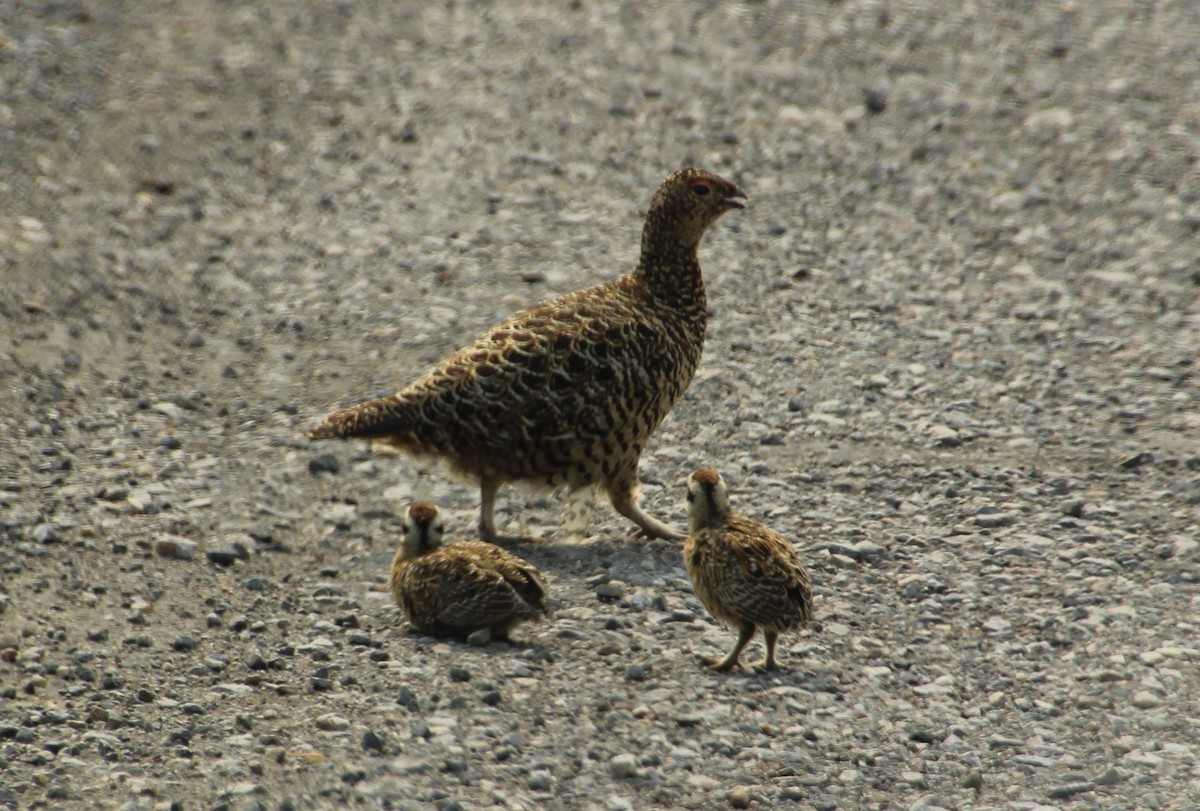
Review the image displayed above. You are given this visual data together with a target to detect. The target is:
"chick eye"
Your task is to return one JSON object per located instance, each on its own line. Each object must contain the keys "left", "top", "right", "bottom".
{"left": 690, "top": 183, "right": 711, "bottom": 196}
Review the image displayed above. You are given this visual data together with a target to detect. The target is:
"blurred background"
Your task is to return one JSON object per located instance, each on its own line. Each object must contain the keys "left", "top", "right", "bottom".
{"left": 4, "top": 1, "right": 1196, "bottom": 332}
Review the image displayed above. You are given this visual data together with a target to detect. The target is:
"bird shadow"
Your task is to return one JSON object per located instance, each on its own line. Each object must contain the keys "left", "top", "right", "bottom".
{"left": 399, "top": 627, "right": 557, "bottom": 663}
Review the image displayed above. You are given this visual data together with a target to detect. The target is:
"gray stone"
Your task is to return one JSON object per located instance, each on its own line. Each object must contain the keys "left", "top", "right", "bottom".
{"left": 154, "top": 535, "right": 197, "bottom": 560}
{"left": 308, "top": 453, "right": 340, "bottom": 475}
{"left": 1047, "top": 782, "right": 1095, "bottom": 799}
{"left": 609, "top": 753, "right": 638, "bottom": 779}
{"left": 595, "top": 582, "right": 626, "bottom": 600}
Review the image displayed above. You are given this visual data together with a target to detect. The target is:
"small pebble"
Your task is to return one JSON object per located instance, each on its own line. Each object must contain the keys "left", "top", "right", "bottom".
{"left": 243, "top": 577, "right": 270, "bottom": 592}
{"left": 206, "top": 548, "right": 242, "bottom": 566}
{"left": 595, "top": 582, "right": 625, "bottom": 600}
{"left": 1131, "top": 691, "right": 1163, "bottom": 709}
{"left": 1047, "top": 782, "right": 1095, "bottom": 799}
{"left": 361, "top": 729, "right": 384, "bottom": 752}
{"left": 862, "top": 86, "right": 888, "bottom": 114}
{"left": 609, "top": 753, "right": 638, "bottom": 779}
{"left": 974, "top": 512, "right": 1017, "bottom": 529}
{"left": 909, "top": 729, "right": 944, "bottom": 744}
{"left": 308, "top": 453, "right": 340, "bottom": 475}
{"left": 154, "top": 536, "right": 197, "bottom": 560}
{"left": 33, "top": 524, "right": 61, "bottom": 543}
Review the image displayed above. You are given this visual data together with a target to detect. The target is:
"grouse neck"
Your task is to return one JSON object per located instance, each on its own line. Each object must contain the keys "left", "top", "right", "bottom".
{"left": 636, "top": 237, "right": 706, "bottom": 308}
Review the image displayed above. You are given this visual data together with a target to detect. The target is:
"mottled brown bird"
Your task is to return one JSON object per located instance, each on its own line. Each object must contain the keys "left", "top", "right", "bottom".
{"left": 389, "top": 502, "right": 550, "bottom": 642}
{"left": 308, "top": 168, "right": 746, "bottom": 542}
{"left": 683, "top": 469, "right": 813, "bottom": 671}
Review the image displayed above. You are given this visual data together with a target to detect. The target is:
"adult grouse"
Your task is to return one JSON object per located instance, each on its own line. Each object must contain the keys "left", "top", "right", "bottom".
{"left": 308, "top": 169, "right": 746, "bottom": 542}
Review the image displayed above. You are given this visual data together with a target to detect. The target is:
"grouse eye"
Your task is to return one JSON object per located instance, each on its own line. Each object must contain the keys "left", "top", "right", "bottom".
{"left": 690, "top": 183, "right": 711, "bottom": 196}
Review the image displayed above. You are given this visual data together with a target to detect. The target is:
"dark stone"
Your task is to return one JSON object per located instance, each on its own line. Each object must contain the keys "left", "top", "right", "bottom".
{"left": 361, "top": 729, "right": 385, "bottom": 752}
{"left": 863, "top": 86, "right": 888, "bottom": 114}
{"left": 206, "top": 548, "right": 241, "bottom": 566}
{"left": 396, "top": 686, "right": 420, "bottom": 712}
{"left": 909, "top": 729, "right": 945, "bottom": 744}
{"left": 308, "top": 453, "right": 340, "bottom": 475}
{"left": 1119, "top": 451, "right": 1155, "bottom": 469}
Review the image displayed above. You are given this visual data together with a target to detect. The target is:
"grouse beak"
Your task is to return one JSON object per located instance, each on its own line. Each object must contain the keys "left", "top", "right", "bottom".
{"left": 722, "top": 187, "right": 748, "bottom": 210}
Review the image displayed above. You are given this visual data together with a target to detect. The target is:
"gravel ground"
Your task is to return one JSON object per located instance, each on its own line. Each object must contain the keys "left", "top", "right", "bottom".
{"left": 3, "top": 2, "right": 1199, "bottom": 810}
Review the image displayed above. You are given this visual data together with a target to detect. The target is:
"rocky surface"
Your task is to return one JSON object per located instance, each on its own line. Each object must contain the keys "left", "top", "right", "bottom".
{"left": 2, "top": 2, "right": 1199, "bottom": 809}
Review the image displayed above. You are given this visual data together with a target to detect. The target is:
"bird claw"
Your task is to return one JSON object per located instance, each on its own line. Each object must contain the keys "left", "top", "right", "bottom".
{"left": 699, "top": 654, "right": 741, "bottom": 672}
{"left": 629, "top": 526, "right": 685, "bottom": 542}
{"left": 487, "top": 533, "right": 548, "bottom": 547}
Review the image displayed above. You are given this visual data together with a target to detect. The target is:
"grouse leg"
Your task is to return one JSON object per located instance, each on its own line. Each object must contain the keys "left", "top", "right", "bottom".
{"left": 478, "top": 475, "right": 544, "bottom": 545}
{"left": 611, "top": 488, "right": 684, "bottom": 540}
{"left": 479, "top": 476, "right": 501, "bottom": 543}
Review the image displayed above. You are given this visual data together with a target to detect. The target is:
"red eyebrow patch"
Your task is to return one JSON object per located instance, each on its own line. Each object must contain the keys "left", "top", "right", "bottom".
{"left": 692, "top": 469, "right": 721, "bottom": 486}
{"left": 408, "top": 502, "right": 439, "bottom": 523}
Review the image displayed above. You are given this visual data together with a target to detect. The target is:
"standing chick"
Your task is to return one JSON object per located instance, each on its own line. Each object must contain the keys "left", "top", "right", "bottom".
{"left": 308, "top": 168, "right": 747, "bottom": 542}
{"left": 390, "top": 502, "right": 550, "bottom": 643}
{"left": 683, "top": 469, "right": 813, "bottom": 671}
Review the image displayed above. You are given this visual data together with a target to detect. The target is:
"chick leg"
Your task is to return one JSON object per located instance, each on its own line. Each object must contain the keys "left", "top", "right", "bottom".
{"left": 711, "top": 623, "right": 756, "bottom": 672}
{"left": 754, "top": 630, "right": 783, "bottom": 671}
